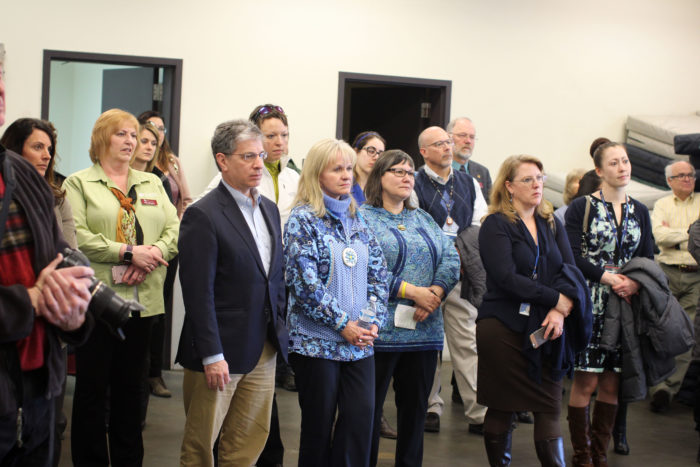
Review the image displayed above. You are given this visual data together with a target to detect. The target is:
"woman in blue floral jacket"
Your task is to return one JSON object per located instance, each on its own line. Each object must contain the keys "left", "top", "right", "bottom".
{"left": 284, "top": 138, "right": 389, "bottom": 467}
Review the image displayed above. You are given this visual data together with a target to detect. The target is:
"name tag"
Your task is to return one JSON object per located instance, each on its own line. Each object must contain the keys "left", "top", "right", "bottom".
{"left": 519, "top": 303, "right": 531, "bottom": 316}
{"left": 141, "top": 199, "right": 158, "bottom": 206}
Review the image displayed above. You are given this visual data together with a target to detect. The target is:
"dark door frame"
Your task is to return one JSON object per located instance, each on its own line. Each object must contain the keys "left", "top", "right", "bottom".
{"left": 335, "top": 71, "right": 452, "bottom": 140}
{"left": 41, "top": 50, "right": 183, "bottom": 154}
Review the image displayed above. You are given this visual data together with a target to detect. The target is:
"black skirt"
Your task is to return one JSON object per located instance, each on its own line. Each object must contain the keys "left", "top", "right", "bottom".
{"left": 476, "top": 318, "right": 562, "bottom": 413}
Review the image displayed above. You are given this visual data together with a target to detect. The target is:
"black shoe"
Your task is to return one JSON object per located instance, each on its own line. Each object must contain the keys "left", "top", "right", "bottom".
{"left": 380, "top": 415, "right": 398, "bottom": 439}
{"left": 469, "top": 423, "right": 484, "bottom": 436}
{"left": 516, "top": 411, "right": 533, "bottom": 424}
{"left": 425, "top": 412, "right": 440, "bottom": 433}
{"left": 650, "top": 389, "right": 671, "bottom": 413}
{"left": 281, "top": 373, "right": 297, "bottom": 392}
{"left": 613, "top": 429, "right": 630, "bottom": 455}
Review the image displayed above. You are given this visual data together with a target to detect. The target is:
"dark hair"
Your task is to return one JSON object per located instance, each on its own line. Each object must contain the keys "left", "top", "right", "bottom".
{"left": 0, "top": 118, "right": 64, "bottom": 203}
{"left": 351, "top": 131, "right": 386, "bottom": 150}
{"left": 592, "top": 141, "right": 624, "bottom": 169}
{"left": 137, "top": 110, "right": 174, "bottom": 169}
{"left": 363, "top": 150, "right": 416, "bottom": 210}
{"left": 575, "top": 170, "right": 602, "bottom": 198}
{"left": 248, "top": 104, "right": 288, "bottom": 128}
{"left": 589, "top": 137, "right": 611, "bottom": 159}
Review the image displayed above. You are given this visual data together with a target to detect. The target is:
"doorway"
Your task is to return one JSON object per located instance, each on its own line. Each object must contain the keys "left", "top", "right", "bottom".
{"left": 41, "top": 50, "right": 182, "bottom": 177}
{"left": 336, "top": 72, "right": 451, "bottom": 167}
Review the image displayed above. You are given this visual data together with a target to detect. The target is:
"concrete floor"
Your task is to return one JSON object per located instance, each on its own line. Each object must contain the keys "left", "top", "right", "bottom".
{"left": 59, "top": 362, "right": 698, "bottom": 466}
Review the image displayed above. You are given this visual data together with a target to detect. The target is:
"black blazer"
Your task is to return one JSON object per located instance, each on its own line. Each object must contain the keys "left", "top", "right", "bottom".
{"left": 175, "top": 182, "right": 288, "bottom": 374}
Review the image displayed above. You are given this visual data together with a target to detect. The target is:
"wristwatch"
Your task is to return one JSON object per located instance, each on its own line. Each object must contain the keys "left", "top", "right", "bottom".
{"left": 123, "top": 244, "right": 133, "bottom": 264}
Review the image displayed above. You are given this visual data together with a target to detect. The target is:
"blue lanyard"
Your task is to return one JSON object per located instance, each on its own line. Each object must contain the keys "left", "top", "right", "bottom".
{"left": 531, "top": 242, "right": 540, "bottom": 280}
{"left": 599, "top": 190, "right": 628, "bottom": 252}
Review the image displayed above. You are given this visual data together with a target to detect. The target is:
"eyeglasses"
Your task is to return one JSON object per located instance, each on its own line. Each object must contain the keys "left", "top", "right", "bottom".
{"left": 253, "top": 105, "right": 285, "bottom": 121}
{"left": 362, "top": 146, "right": 383, "bottom": 157}
{"left": 514, "top": 175, "right": 547, "bottom": 185}
{"left": 426, "top": 139, "right": 454, "bottom": 149}
{"left": 230, "top": 151, "right": 268, "bottom": 162}
{"left": 451, "top": 132, "right": 477, "bottom": 141}
{"left": 669, "top": 173, "right": 696, "bottom": 181}
{"left": 386, "top": 168, "right": 415, "bottom": 178}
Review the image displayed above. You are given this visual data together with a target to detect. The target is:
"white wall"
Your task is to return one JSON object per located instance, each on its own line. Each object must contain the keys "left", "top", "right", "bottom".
{"left": 3, "top": 0, "right": 700, "bottom": 193}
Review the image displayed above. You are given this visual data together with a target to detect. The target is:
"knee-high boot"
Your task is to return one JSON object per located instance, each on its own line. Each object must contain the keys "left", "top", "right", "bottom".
{"left": 612, "top": 400, "right": 629, "bottom": 455}
{"left": 484, "top": 431, "right": 512, "bottom": 466}
{"left": 567, "top": 405, "right": 593, "bottom": 467}
{"left": 535, "top": 437, "right": 565, "bottom": 467}
{"left": 591, "top": 400, "right": 617, "bottom": 467}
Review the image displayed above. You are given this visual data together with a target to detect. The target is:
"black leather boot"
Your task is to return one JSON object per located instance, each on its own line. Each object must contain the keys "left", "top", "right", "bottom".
{"left": 612, "top": 400, "right": 629, "bottom": 455}
{"left": 484, "top": 431, "right": 512, "bottom": 466}
{"left": 535, "top": 437, "right": 565, "bottom": 467}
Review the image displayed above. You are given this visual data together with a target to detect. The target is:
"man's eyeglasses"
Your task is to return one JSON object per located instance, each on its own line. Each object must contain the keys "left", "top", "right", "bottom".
{"left": 230, "top": 151, "right": 268, "bottom": 162}
{"left": 362, "top": 146, "right": 383, "bottom": 157}
{"left": 386, "top": 168, "right": 415, "bottom": 178}
{"left": 514, "top": 175, "right": 547, "bottom": 185}
{"left": 427, "top": 139, "right": 454, "bottom": 149}
{"left": 669, "top": 173, "right": 696, "bottom": 181}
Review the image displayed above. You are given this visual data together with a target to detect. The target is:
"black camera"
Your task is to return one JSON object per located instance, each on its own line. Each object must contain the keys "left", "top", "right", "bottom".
{"left": 58, "top": 248, "right": 144, "bottom": 340}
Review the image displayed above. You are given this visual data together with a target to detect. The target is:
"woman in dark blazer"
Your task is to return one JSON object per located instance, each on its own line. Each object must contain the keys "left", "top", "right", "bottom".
{"left": 477, "top": 155, "right": 581, "bottom": 466}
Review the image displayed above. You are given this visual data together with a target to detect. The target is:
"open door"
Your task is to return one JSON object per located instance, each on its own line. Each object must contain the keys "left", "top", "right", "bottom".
{"left": 336, "top": 72, "right": 451, "bottom": 167}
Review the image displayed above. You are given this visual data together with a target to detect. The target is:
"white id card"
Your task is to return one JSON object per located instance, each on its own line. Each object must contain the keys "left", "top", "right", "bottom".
{"left": 442, "top": 221, "right": 459, "bottom": 237}
{"left": 519, "top": 303, "right": 531, "bottom": 316}
{"left": 394, "top": 304, "right": 418, "bottom": 330}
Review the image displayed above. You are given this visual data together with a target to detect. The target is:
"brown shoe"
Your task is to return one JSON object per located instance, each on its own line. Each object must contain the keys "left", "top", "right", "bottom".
{"left": 148, "top": 376, "right": 172, "bottom": 398}
{"left": 591, "top": 401, "right": 617, "bottom": 467}
{"left": 567, "top": 405, "right": 593, "bottom": 467}
{"left": 380, "top": 415, "right": 398, "bottom": 439}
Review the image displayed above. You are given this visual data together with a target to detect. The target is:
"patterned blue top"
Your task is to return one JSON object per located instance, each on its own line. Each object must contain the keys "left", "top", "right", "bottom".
{"left": 284, "top": 195, "right": 389, "bottom": 361}
{"left": 360, "top": 205, "right": 459, "bottom": 352}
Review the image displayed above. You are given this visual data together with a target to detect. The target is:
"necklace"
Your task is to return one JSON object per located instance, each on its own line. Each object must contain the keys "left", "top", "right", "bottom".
{"left": 427, "top": 172, "right": 455, "bottom": 225}
{"left": 397, "top": 208, "right": 407, "bottom": 231}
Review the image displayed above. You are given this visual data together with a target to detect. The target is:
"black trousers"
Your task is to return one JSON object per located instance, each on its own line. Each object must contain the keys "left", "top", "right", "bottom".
{"left": 370, "top": 350, "right": 437, "bottom": 467}
{"left": 149, "top": 255, "right": 177, "bottom": 377}
{"left": 290, "top": 353, "right": 375, "bottom": 467}
{"left": 71, "top": 316, "right": 153, "bottom": 466}
{"left": 0, "top": 393, "right": 55, "bottom": 467}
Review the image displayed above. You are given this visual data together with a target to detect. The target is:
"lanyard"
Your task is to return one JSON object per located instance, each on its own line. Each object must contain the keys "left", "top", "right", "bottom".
{"left": 531, "top": 242, "right": 540, "bottom": 280}
{"left": 599, "top": 190, "right": 628, "bottom": 252}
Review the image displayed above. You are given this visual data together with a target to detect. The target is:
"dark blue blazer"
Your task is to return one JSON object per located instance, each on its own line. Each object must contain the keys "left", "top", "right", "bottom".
{"left": 175, "top": 182, "right": 289, "bottom": 374}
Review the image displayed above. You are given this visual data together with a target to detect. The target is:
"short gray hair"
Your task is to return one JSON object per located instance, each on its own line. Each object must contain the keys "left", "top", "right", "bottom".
{"left": 665, "top": 160, "right": 695, "bottom": 188}
{"left": 446, "top": 117, "right": 472, "bottom": 133}
{"left": 0, "top": 44, "right": 5, "bottom": 68}
{"left": 210, "top": 119, "right": 262, "bottom": 171}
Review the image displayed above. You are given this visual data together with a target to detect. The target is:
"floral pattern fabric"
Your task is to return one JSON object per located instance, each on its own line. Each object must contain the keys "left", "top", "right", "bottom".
{"left": 284, "top": 204, "right": 389, "bottom": 361}
{"left": 576, "top": 196, "right": 642, "bottom": 373}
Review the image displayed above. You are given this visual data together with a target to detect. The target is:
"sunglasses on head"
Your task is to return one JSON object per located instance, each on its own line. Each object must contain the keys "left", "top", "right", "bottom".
{"left": 253, "top": 105, "right": 285, "bottom": 121}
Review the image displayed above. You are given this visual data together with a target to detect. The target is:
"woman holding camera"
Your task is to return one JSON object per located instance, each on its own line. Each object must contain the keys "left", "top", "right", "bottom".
{"left": 63, "top": 109, "right": 179, "bottom": 465}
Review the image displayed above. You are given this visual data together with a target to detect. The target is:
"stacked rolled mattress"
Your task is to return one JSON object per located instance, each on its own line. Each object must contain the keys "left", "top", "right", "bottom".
{"left": 625, "top": 114, "right": 700, "bottom": 187}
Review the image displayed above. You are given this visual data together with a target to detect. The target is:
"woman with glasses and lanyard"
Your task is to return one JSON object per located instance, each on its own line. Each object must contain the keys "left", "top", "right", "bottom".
{"left": 351, "top": 131, "right": 386, "bottom": 204}
{"left": 361, "top": 150, "right": 459, "bottom": 466}
{"left": 477, "top": 155, "right": 585, "bottom": 466}
{"left": 565, "top": 141, "right": 653, "bottom": 467}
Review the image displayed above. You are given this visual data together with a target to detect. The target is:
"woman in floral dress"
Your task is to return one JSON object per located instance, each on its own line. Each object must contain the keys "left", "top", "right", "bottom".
{"left": 564, "top": 141, "right": 654, "bottom": 466}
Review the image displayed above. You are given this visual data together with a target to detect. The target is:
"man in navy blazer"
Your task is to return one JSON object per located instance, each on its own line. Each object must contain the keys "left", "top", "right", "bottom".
{"left": 176, "top": 119, "right": 289, "bottom": 466}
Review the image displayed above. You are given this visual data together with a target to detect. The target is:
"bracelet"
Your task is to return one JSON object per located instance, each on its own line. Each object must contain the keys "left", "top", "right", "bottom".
{"left": 400, "top": 281, "right": 407, "bottom": 299}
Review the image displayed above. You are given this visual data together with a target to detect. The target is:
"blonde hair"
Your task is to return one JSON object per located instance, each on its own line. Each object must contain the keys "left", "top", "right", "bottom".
{"left": 293, "top": 138, "right": 357, "bottom": 218}
{"left": 89, "top": 109, "right": 139, "bottom": 164}
{"left": 563, "top": 168, "right": 587, "bottom": 205}
{"left": 130, "top": 122, "right": 160, "bottom": 172}
{"left": 488, "top": 155, "right": 554, "bottom": 228}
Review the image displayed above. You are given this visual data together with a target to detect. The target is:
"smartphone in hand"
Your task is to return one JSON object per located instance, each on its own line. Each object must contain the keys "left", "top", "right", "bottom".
{"left": 529, "top": 327, "right": 548, "bottom": 348}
